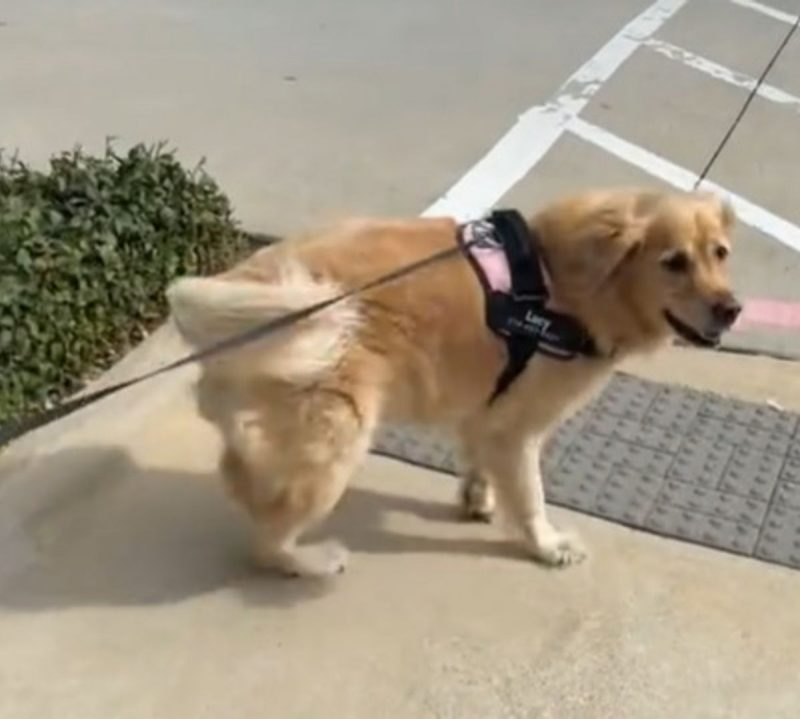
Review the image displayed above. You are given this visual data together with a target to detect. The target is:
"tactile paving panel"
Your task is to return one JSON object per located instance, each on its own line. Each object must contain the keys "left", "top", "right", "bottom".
{"left": 372, "top": 373, "right": 800, "bottom": 571}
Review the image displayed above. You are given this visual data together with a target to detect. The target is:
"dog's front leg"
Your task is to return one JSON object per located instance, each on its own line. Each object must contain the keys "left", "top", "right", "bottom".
{"left": 483, "top": 434, "right": 586, "bottom": 567}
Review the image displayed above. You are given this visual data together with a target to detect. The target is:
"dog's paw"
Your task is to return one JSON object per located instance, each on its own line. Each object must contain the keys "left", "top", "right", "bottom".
{"left": 530, "top": 531, "right": 587, "bottom": 568}
{"left": 459, "top": 473, "right": 495, "bottom": 523}
{"left": 260, "top": 540, "right": 349, "bottom": 578}
{"left": 290, "top": 541, "right": 349, "bottom": 578}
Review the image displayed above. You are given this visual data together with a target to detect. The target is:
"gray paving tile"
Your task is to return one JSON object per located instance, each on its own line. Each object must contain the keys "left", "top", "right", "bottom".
{"left": 755, "top": 506, "right": 800, "bottom": 568}
{"left": 666, "top": 436, "right": 733, "bottom": 488}
{"left": 657, "top": 479, "right": 769, "bottom": 528}
{"left": 645, "top": 504, "right": 760, "bottom": 556}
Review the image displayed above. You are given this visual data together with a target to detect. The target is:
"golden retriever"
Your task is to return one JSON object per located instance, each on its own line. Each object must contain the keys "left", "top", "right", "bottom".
{"left": 166, "top": 188, "right": 739, "bottom": 577}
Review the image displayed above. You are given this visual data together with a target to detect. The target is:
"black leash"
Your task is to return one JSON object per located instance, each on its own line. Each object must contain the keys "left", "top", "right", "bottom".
{"left": 693, "top": 8, "right": 799, "bottom": 189}
{"left": 0, "top": 241, "right": 469, "bottom": 449}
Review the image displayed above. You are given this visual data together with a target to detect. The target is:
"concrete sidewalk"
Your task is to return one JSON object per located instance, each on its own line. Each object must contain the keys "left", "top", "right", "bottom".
{"left": 2, "top": 332, "right": 800, "bottom": 718}
{"left": 3, "top": 0, "right": 800, "bottom": 714}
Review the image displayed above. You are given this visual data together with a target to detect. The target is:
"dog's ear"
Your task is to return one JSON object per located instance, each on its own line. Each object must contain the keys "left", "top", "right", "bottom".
{"left": 694, "top": 191, "right": 736, "bottom": 232}
{"left": 559, "top": 202, "right": 645, "bottom": 294}
{"left": 718, "top": 197, "right": 735, "bottom": 230}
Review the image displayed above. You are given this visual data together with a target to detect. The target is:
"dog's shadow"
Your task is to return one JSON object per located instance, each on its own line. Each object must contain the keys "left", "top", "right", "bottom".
{"left": 0, "top": 446, "right": 521, "bottom": 612}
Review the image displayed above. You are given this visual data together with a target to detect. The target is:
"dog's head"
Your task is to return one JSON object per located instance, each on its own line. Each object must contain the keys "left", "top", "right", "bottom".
{"left": 635, "top": 191, "right": 739, "bottom": 348}
{"left": 538, "top": 189, "right": 740, "bottom": 351}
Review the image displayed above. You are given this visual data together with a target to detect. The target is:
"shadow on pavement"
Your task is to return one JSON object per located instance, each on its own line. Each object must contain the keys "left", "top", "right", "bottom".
{"left": 0, "top": 446, "right": 521, "bottom": 612}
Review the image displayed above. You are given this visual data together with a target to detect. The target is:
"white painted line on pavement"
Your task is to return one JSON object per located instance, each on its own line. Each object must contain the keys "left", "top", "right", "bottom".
{"left": 729, "top": 0, "right": 798, "bottom": 25}
{"left": 568, "top": 116, "right": 800, "bottom": 254}
{"left": 422, "top": 0, "right": 688, "bottom": 221}
{"left": 645, "top": 38, "right": 800, "bottom": 112}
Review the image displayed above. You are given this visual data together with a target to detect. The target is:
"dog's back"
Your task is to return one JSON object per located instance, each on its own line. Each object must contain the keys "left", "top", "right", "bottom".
{"left": 169, "top": 217, "right": 503, "bottom": 421}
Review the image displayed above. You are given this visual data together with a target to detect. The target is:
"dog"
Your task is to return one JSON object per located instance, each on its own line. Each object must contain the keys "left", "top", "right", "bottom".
{"left": 166, "top": 188, "right": 740, "bottom": 577}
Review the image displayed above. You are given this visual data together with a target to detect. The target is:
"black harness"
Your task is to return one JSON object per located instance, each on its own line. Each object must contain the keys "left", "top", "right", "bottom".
{"left": 458, "top": 209, "right": 600, "bottom": 403}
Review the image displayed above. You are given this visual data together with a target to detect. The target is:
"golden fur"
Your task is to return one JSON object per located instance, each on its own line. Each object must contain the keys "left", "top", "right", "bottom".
{"left": 167, "top": 188, "right": 739, "bottom": 577}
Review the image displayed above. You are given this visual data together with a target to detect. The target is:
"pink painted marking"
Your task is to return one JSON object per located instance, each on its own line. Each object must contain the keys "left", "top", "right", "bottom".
{"left": 736, "top": 299, "right": 800, "bottom": 331}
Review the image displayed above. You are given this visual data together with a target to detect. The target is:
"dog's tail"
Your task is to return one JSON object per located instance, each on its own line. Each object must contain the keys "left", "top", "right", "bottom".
{"left": 166, "top": 261, "right": 358, "bottom": 382}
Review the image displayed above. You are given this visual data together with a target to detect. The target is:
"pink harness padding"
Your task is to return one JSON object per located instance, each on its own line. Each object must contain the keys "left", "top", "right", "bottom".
{"left": 469, "top": 245, "right": 511, "bottom": 293}
{"left": 461, "top": 220, "right": 512, "bottom": 293}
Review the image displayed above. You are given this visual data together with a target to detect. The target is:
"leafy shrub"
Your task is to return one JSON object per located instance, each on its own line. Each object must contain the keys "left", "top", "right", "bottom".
{"left": 0, "top": 141, "right": 248, "bottom": 424}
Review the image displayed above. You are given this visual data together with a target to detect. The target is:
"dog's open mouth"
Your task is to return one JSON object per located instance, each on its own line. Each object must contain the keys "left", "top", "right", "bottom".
{"left": 663, "top": 310, "right": 720, "bottom": 348}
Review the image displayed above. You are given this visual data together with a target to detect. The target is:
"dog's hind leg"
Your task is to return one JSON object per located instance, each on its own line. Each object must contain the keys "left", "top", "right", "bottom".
{"left": 245, "top": 382, "right": 380, "bottom": 578}
{"left": 458, "top": 471, "right": 495, "bottom": 522}
{"left": 457, "top": 421, "right": 496, "bottom": 522}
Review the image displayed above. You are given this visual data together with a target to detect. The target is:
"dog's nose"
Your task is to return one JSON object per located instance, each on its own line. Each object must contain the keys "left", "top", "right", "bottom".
{"left": 712, "top": 298, "right": 742, "bottom": 327}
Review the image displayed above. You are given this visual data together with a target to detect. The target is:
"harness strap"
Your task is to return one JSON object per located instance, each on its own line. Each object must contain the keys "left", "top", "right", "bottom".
{"left": 459, "top": 209, "right": 600, "bottom": 405}
{"left": 491, "top": 335, "right": 538, "bottom": 401}
{"left": 490, "top": 209, "right": 546, "bottom": 300}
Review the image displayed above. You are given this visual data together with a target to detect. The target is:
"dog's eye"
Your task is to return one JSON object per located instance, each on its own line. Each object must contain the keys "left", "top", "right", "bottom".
{"left": 714, "top": 244, "right": 729, "bottom": 261}
{"left": 661, "top": 251, "right": 690, "bottom": 273}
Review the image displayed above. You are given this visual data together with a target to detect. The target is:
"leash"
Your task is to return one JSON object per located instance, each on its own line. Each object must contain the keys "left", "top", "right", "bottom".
{"left": 693, "top": 9, "right": 799, "bottom": 190}
{"left": 0, "top": 241, "right": 469, "bottom": 449}
{"left": 3, "top": 13, "right": 798, "bottom": 449}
